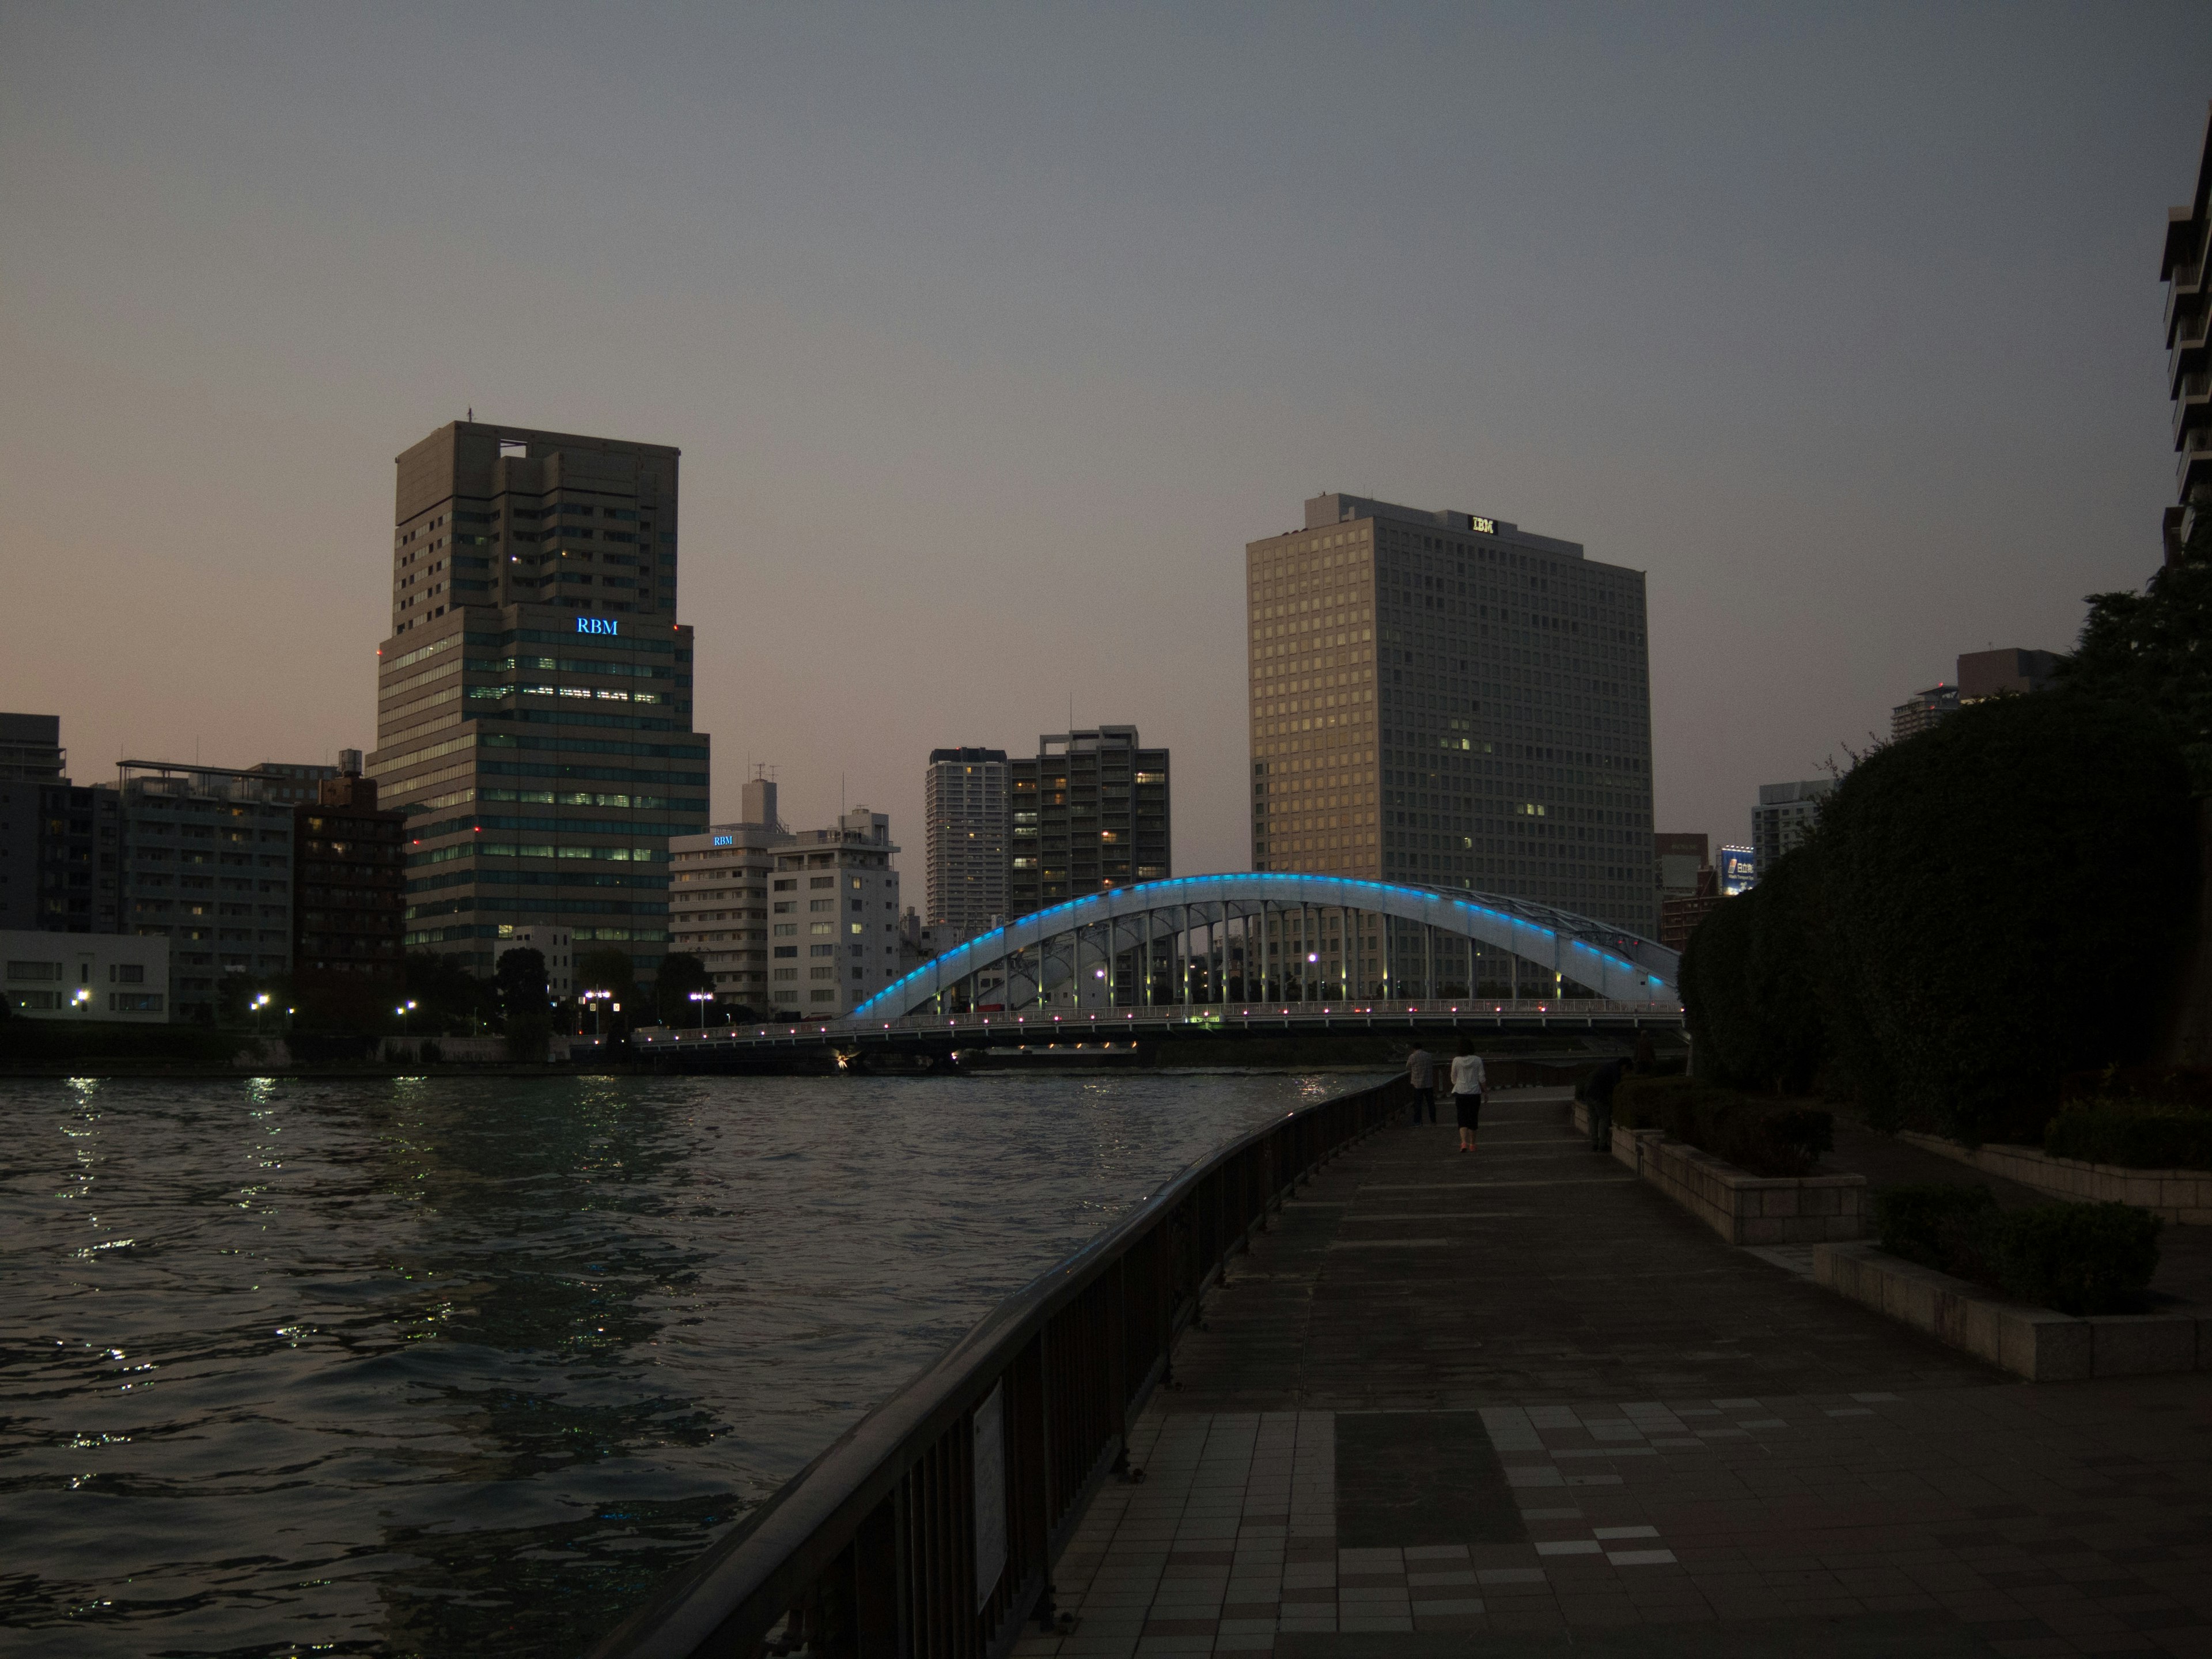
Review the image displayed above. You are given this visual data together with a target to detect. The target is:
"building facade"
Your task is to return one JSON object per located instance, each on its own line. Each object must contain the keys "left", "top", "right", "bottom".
{"left": 2, "top": 930, "right": 171, "bottom": 1022}
{"left": 1246, "top": 494, "right": 1656, "bottom": 937}
{"left": 0, "top": 714, "right": 79, "bottom": 932}
{"left": 496, "top": 924, "right": 577, "bottom": 1001}
{"left": 0, "top": 714, "right": 65, "bottom": 783}
{"left": 1006, "top": 728, "right": 1170, "bottom": 919}
{"left": 368, "top": 421, "right": 711, "bottom": 982}
{"left": 291, "top": 764, "right": 405, "bottom": 1003}
{"left": 1891, "top": 683, "right": 1959, "bottom": 743}
{"left": 117, "top": 762, "right": 297, "bottom": 1020}
{"left": 924, "top": 747, "right": 1009, "bottom": 931}
{"left": 2163, "top": 103, "right": 2212, "bottom": 564}
{"left": 667, "top": 777, "right": 793, "bottom": 1010}
{"left": 767, "top": 808, "right": 902, "bottom": 1016}
{"left": 1957, "top": 647, "right": 2061, "bottom": 704}
{"left": 1750, "top": 780, "right": 1833, "bottom": 873}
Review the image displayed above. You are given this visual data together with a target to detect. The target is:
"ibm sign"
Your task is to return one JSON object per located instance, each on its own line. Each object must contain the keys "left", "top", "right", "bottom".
{"left": 576, "top": 616, "right": 620, "bottom": 637}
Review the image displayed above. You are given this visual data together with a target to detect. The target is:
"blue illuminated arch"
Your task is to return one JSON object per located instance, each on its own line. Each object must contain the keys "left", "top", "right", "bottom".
{"left": 852, "top": 873, "right": 1679, "bottom": 1021}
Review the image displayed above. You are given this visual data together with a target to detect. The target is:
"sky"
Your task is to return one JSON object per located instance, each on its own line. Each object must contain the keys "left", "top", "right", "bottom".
{"left": 2, "top": 3, "right": 2207, "bottom": 878}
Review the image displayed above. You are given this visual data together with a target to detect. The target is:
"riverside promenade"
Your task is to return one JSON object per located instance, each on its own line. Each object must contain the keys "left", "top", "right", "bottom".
{"left": 1012, "top": 1090, "right": 2212, "bottom": 1658}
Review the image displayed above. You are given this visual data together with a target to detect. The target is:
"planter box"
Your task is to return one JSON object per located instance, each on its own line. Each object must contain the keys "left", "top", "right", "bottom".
{"left": 1575, "top": 1100, "right": 1866, "bottom": 1245}
{"left": 1897, "top": 1132, "right": 2212, "bottom": 1225}
{"left": 1815, "top": 1241, "right": 2211, "bottom": 1381}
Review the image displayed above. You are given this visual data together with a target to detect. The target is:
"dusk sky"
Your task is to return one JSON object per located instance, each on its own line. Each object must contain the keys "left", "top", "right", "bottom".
{"left": 3, "top": 5, "right": 2207, "bottom": 876}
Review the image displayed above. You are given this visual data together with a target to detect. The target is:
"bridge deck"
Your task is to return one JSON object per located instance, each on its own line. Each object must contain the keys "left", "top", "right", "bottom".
{"left": 1013, "top": 1090, "right": 2212, "bottom": 1658}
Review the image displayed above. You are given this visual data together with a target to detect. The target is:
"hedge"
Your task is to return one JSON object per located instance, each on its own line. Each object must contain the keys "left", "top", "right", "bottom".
{"left": 1871, "top": 1182, "right": 2162, "bottom": 1315}
{"left": 2044, "top": 1104, "right": 2212, "bottom": 1170}
{"left": 1679, "top": 691, "right": 2196, "bottom": 1145}
{"left": 1613, "top": 1075, "right": 1833, "bottom": 1177}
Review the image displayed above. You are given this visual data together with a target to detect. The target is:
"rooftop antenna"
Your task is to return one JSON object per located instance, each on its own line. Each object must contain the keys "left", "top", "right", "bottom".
{"left": 468, "top": 406, "right": 474, "bottom": 422}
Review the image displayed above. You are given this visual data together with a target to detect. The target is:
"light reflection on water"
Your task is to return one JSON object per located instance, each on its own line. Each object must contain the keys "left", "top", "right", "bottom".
{"left": 0, "top": 1069, "right": 1357, "bottom": 1658}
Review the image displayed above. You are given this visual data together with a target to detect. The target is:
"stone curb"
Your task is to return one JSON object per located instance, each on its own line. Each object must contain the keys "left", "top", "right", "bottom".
{"left": 1573, "top": 1100, "right": 1867, "bottom": 1246}
{"left": 1896, "top": 1131, "right": 2212, "bottom": 1224}
{"left": 1813, "top": 1241, "right": 2212, "bottom": 1381}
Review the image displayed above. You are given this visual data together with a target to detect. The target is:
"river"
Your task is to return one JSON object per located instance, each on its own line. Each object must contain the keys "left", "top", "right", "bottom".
{"left": 0, "top": 1069, "right": 1363, "bottom": 1658}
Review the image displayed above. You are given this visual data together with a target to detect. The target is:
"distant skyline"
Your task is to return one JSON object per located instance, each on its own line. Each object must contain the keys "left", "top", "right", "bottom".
{"left": 3, "top": 5, "right": 2208, "bottom": 877}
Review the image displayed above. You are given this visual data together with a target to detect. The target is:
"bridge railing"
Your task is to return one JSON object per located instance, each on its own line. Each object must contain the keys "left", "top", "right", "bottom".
{"left": 588, "top": 1073, "right": 1413, "bottom": 1659}
{"left": 632, "top": 998, "right": 1682, "bottom": 1051}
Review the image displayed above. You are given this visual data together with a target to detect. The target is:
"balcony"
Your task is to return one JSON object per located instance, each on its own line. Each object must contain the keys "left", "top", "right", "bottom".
{"left": 2180, "top": 425, "right": 2212, "bottom": 498}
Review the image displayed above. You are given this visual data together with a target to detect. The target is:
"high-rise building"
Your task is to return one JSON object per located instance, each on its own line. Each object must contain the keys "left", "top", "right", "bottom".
{"left": 766, "top": 808, "right": 902, "bottom": 1016}
{"left": 1006, "top": 728, "right": 1171, "bottom": 919}
{"left": 2162, "top": 102, "right": 2212, "bottom": 565}
{"left": 0, "top": 714, "right": 65, "bottom": 782}
{"left": 668, "top": 776, "right": 794, "bottom": 1010}
{"left": 1246, "top": 494, "right": 1655, "bottom": 935}
{"left": 369, "top": 421, "right": 711, "bottom": 981}
{"left": 116, "top": 761, "right": 298, "bottom": 1021}
{"left": 1891, "top": 683, "right": 1959, "bottom": 742}
{"left": 1957, "top": 647, "right": 2062, "bottom": 704}
{"left": 292, "top": 759, "right": 405, "bottom": 1003}
{"left": 925, "top": 748, "right": 1009, "bottom": 931}
{"left": 1750, "top": 780, "right": 1832, "bottom": 873}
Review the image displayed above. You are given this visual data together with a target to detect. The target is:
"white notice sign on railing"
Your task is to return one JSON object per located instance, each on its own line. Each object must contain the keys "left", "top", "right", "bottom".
{"left": 974, "top": 1382, "right": 1007, "bottom": 1611}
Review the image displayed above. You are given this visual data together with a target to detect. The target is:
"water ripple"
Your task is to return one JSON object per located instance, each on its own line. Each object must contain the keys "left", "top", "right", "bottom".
{"left": 0, "top": 1069, "right": 1353, "bottom": 1657}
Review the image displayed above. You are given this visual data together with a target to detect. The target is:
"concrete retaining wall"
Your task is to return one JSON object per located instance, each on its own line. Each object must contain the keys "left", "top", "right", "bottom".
{"left": 1574, "top": 1100, "right": 1867, "bottom": 1246}
{"left": 1815, "top": 1241, "right": 2211, "bottom": 1381}
{"left": 1896, "top": 1132, "right": 2212, "bottom": 1224}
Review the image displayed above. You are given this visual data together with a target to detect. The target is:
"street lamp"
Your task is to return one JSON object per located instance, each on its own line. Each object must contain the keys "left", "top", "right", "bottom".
{"left": 688, "top": 989, "right": 715, "bottom": 1029}
{"left": 396, "top": 998, "right": 416, "bottom": 1040}
{"left": 581, "top": 988, "right": 611, "bottom": 1040}
{"left": 253, "top": 991, "right": 271, "bottom": 1034}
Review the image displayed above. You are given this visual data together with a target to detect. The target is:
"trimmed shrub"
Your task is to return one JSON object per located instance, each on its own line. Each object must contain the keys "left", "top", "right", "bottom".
{"left": 2044, "top": 1104, "right": 2212, "bottom": 1171}
{"left": 1814, "top": 693, "right": 2194, "bottom": 1144}
{"left": 1680, "top": 847, "right": 1830, "bottom": 1094}
{"left": 1613, "top": 1076, "right": 1832, "bottom": 1177}
{"left": 1870, "top": 1183, "right": 2161, "bottom": 1314}
{"left": 1874, "top": 1182, "right": 1998, "bottom": 1277}
{"left": 1987, "top": 1203, "right": 2163, "bottom": 1316}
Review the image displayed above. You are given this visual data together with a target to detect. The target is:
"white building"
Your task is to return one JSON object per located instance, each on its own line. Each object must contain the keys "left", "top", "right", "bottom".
{"left": 770, "top": 808, "right": 902, "bottom": 1018}
{"left": 3, "top": 930, "right": 172, "bottom": 1022}
{"left": 668, "top": 777, "right": 794, "bottom": 1012}
{"left": 495, "top": 924, "right": 575, "bottom": 999}
{"left": 1750, "top": 780, "right": 1834, "bottom": 873}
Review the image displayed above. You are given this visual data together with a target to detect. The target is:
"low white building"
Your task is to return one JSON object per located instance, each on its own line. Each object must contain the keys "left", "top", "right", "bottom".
{"left": 2, "top": 930, "right": 172, "bottom": 1022}
{"left": 770, "top": 808, "right": 902, "bottom": 1018}
{"left": 495, "top": 924, "right": 575, "bottom": 999}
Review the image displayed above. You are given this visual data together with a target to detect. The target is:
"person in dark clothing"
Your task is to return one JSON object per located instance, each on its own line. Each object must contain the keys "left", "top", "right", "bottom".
{"left": 1405, "top": 1044, "right": 1438, "bottom": 1124}
{"left": 1583, "top": 1056, "right": 1627, "bottom": 1153}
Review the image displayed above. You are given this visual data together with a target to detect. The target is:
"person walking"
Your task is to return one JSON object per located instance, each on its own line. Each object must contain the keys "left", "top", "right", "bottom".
{"left": 1450, "top": 1039, "right": 1486, "bottom": 1153}
{"left": 1406, "top": 1043, "right": 1437, "bottom": 1124}
{"left": 1582, "top": 1055, "right": 1627, "bottom": 1153}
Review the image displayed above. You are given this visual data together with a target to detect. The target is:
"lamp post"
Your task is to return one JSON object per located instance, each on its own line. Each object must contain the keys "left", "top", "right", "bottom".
{"left": 581, "top": 988, "right": 610, "bottom": 1041}
{"left": 253, "top": 992, "right": 271, "bottom": 1035}
{"left": 688, "top": 989, "right": 714, "bottom": 1029}
{"left": 396, "top": 999, "right": 416, "bottom": 1040}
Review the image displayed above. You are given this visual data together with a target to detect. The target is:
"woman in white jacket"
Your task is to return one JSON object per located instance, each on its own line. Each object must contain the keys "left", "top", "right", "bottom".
{"left": 1449, "top": 1039, "right": 1487, "bottom": 1153}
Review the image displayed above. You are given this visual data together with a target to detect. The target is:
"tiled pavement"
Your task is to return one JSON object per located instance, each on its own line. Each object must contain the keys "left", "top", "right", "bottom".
{"left": 1013, "top": 1091, "right": 2212, "bottom": 1659}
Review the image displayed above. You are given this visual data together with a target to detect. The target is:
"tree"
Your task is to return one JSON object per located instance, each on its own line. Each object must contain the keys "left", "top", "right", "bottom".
{"left": 656, "top": 952, "right": 715, "bottom": 1025}
{"left": 495, "top": 947, "right": 549, "bottom": 1017}
{"left": 402, "top": 950, "right": 498, "bottom": 1034}
{"left": 2064, "top": 510, "right": 2212, "bottom": 791}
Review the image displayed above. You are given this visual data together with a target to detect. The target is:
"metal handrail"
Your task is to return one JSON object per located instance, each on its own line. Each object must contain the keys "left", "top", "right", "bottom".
{"left": 589, "top": 1074, "right": 1412, "bottom": 1659}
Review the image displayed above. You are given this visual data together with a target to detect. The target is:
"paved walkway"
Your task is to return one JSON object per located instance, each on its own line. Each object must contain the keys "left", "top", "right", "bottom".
{"left": 1014, "top": 1090, "right": 2212, "bottom": 1659}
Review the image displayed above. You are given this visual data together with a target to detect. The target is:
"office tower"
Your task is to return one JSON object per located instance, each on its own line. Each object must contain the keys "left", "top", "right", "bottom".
{"left": 668, "top": 776, "right": 793, "bottom": 1010}
{"left": 292, "top": 756, "right": 404, "bottom": 1002}
{"left": 369, "top": 421, "right": 711, "bottom": 980}
{"left": 2163, "top": 103, "right": 2212, "bottom": 565}
{"left": 116, "top": 761, "right": 297, "bottom": 1021}
{"left": 1751, "top": 779, "right": 1833, "bottom": 872}
{"left": 924, "top": 748, "right": 1009, "bottom": 932}
{"left": 1957, "top": 647, "right": 2061, "bottom": 703}
{"left": 0, "top": 715, "right": 76, "bottom": 931}
{"left": 1246, "top": 493, "right": 1655, "bottom": 935}
{"left": 767, "top": 808, "right": 901, "bottom": 1016}
{"left": 1891, "top": 683, "right": 1959, "bottom": 741}
{"left": 1006, "top": 728, "right": 1171, "bottom": 919}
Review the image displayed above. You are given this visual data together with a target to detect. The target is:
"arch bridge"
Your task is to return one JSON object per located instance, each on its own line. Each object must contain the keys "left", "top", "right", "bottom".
{"left": 858, "top": 873, "right": 1679, "bottom": 1022}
